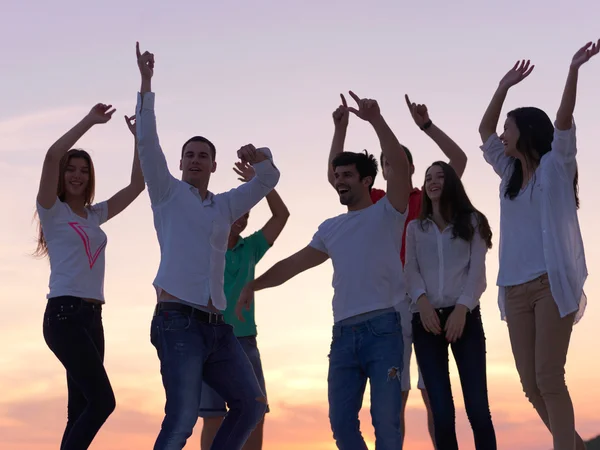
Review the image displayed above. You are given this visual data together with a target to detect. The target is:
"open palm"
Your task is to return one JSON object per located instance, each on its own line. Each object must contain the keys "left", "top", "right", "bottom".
{"left": 571, "top": 39, "right": 600, "bottom": 69}
{"left": 499, "top": 60, "right": 534, "bottom": 89}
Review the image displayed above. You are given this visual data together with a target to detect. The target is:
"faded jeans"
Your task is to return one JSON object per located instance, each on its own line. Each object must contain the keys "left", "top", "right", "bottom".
{"left": 328, "top": 309, "right": 404, "bottom": 450}
{"left": 150, "top": 308, "right": 267, "bottom": 450}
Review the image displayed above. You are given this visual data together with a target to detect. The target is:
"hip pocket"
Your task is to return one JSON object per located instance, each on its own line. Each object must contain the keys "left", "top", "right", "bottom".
{"left": 369, "top": 312, "right": 401, "bottom": 337}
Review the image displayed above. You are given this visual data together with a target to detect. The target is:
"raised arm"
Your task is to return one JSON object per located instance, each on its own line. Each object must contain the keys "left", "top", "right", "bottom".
{"left": 235, "top": 245, "right": 329, "bottom": 321}
{"left": 556, "top": 39, "right": 599, "bottom": 131}
{"left": 404, "top": 95, "right": 467, "bottom": 178}
{"left": 233, "top": 161, "right": 290, "bottom": 245}
{"left": 327, "top": 94, "right": 350, "bottom": 187}
{"left": 225, "top": 144, "right": 280, "bottom": 223}
{"left": 37, "top": 104, "right": 115, "bottom": 210}
{"left": 478, "top": 60, "right": 534, "bottom": 143}
{"left": 348, "top": 91, "right": 410, "bottom": 213}
{"left": 104, "top": 115, "right": 145, "bottom": 221}
{"left": 135, "top": 42, "right": 175, "bottom": 205}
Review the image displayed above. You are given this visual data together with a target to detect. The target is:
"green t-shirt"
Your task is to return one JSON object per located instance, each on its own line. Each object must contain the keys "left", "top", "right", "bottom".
{"left": 222, "top": 230, "right": 271, "bottom": 337}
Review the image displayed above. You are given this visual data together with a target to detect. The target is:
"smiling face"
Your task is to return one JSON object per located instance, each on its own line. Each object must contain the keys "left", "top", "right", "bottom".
{"left": 425, "top": 164, "right": 444, "bottom": 202}
{"left": 231, "top": 212, "right": 250, "bottom": 237}
{"left": 63, "top": 157, "right": 90, "bottom": 199}
{"left": 499, "top": 116, "right": 520, "bottom": 157}
{"left": 180, "top": 140, "right": 217, "bottom": 186}
{"left": 333, "top": 164, "right": 371, "bottom": 206}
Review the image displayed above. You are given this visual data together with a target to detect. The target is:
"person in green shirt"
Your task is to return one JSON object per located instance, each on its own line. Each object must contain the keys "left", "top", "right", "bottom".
{"left": 199, "top": 161, "right": 290, "bottom": 450}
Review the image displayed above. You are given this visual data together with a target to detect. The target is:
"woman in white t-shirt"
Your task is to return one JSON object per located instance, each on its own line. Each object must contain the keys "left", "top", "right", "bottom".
{"left": 405, "top": 161, "right": 496, "bottom": 450}
{"left": 35, "top": 104, "right": 144, "bottom": 450}
{"left": 478, "top": 40, "right": 597, "bottom": 450}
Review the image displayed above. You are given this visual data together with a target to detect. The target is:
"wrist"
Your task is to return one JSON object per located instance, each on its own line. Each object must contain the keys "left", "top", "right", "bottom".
{"left": 420, "top": 120, "right": 433, "bottom": 131}
{"left": 455, "top": 304, "right": 469, "bottom": 314}
{"left": 369, "top": 115, "right": 386, "bottom": 128}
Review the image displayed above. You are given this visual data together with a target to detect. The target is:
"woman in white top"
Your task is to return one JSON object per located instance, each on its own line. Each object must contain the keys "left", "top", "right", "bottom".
{"left": 478, "top": 40, "right": 597, "bottom": 450}
{"left": 35, "top": 104, "right": 144, "bottom": 450}
{"left": 405, "top": 161, "right": 496, "bottom": 450}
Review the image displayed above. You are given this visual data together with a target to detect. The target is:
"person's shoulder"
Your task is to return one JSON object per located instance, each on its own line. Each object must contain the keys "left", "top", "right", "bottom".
{"left": 370, "top": 188, "right": 386, "bottom": 203}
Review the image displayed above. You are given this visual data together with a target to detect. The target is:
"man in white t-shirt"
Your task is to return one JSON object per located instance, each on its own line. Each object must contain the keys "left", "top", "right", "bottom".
{"left": 236, "top": 92, "right": 411, "bottom": 449}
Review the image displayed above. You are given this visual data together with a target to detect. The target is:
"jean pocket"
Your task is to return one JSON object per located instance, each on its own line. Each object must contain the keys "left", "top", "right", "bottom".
{"left": 369, "top": 313, "right": 401, "bottom": 337}
{"left": 162, "top": 312, "right": 191, "bottom": 332}
{"left": 44, "top": 300, "right": 83, "bottom": 325}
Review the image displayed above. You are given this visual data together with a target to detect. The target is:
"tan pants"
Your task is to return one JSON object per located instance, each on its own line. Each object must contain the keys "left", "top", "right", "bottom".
{"left": 505, "top": 274, "right": 585, "bottom": 450}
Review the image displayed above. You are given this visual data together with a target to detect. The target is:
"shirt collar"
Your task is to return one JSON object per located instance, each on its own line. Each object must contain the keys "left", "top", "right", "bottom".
{"left": 188, "top": 184, "right": 215, "bottom": 205}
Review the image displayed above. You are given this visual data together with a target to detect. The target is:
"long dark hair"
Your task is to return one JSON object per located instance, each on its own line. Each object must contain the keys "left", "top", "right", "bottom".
{"left": 419, "top": 161, "right": 493, "bottom": 249}
{"left": 34, "top": 149, "right": 96, "bottom": 257}
{"left": 504, "top": 107, "right": 579, "bottom": 208}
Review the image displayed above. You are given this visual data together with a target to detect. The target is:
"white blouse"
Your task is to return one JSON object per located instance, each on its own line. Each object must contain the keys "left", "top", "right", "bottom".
{"left": 404, "top": 215, "right": 488, "bottom": 313}
{"left": 480, "top": 121, "right": 587, "bottom": 323}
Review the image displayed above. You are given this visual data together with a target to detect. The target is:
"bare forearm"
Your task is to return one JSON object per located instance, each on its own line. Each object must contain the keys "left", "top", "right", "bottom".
{"left": 424, "top": 124, "right": 468, "bottom": 177}
{"left": 140, "top": 78, "right": 151, "bottom": 95}
{"left": 479, "top": 86, "right": 509, "bottom": 141}
{"left": 328, "top": 128, "right": 347, "bottom": 186}
{"left": 370, "top": 116, "right": 408, "bottom": 174}
{"left": 556, "top": 67, "right": 578, "bottom": 130}
{"left": 47, "top": 116, "right": 94, "bottom": 160}
{"left": 130, "top": 138, "right": 145, "bottom": 190}
{"left": 266, "top": 189, "right": 289, "bottom": 219}
{"left": 251, "top": 258, "right": 298, "bottom": 291}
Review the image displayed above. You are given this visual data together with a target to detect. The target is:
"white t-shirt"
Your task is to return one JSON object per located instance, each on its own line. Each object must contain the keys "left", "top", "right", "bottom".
{"left": 37, "top": 198, "right": 109, "bottom": 302}
{"left": 309, "top": 195, "right": 407, "bottom": 323}
{"left": 497, "top": 177, "right": 546, "bottom": 286}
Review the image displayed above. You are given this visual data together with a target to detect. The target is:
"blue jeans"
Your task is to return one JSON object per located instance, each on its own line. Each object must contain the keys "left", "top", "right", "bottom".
{"left": 328, "top": 310, "right": 405, "bottom": 450}
{"left": 150, "top": 307, "right": 267, "bottom": 450}
{"left": 199, "top": 336, "right": 269, "bottom": 417}
{"left": 412, "top": 306, "right": 496, "bottom": 450}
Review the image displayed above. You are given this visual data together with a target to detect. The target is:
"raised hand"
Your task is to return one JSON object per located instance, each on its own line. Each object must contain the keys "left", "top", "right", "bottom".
{"left": 347, "top": 91, "right": 381, "bottom": 123}
{"left": 237, "top": 144, "right": 267, "bottom": 165}
{"left": 136, "top": 41, "right": 154, "bottom": 79}
{"left": 86, "top": 103, "right": 116, "bottom": 125}
{"left": 124, "top": 114, "right": 136, "bottom": 136}
{"left": 405, "top": 94, "right": 430, "bottom": 128}
{"left": 233, "top": 161, "right": 256, "bottom": 182}
{"left": 570, "top": 39, "right": 600, "bottom": 70}
{"left": 332, "top": 93, "right": 349, "bottom": 129}
{"left": 499, "top": 60, "right": 534, "bottom": 90}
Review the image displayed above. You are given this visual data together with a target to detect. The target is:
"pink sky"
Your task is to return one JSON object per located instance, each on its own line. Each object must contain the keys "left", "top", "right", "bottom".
{"left": 1, "top": 1, "right": 599, "bottom": 448}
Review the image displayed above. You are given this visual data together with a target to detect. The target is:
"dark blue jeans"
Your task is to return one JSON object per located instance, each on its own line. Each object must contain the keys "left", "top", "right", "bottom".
{"left": 150, "top": 307, "right": 267, "bottom": 450}
{"left": 328, "top": 310, "right": 404, "bottom": 450}
{"left": 412, "top": 306, "right": 496, "bottom": 450}
{"left": 43, "top": 296, "right": 116, "bottom": 450}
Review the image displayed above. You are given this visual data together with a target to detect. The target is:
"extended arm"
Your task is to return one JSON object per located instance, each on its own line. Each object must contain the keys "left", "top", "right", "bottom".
{"left": 235, "top": 246, "right": 329, "bottom": 320}
{"left": 105, "top": 115, "right": 146, "bottom": 221}
{"left": 557, "top": 39, "right": 599, "bottom": 130}
{"left": 327, "top": 94, "right": 350, "bottom": 187}
{"left": 37, "top": 104, "right": 115, "bottom": 209}
{"left": 405, "top": 95, "right": 467, "bottom": 178}
{"left": 347, "top": 91, "right": 410, "bottom": 212}
{"left": 135, "top": 42, "right": 175, "bottom": 205}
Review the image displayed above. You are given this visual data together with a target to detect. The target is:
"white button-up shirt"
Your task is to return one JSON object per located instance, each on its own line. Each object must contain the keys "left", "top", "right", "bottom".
{"left": 404, "top": 216, "right": 488, "bottom": 313}
{"left": 481, "top": 122, "right": 587, "bottom": 323}
{"left": 135, "top": 92, "right": 280, "bottom": 310}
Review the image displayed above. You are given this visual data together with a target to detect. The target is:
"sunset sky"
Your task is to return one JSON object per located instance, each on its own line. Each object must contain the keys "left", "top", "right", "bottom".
{"left": 1, "top": 1, "right": 599, "bottom": 449}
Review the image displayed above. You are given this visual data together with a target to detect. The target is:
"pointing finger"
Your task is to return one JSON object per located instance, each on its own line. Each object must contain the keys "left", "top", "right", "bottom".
{"left": 340, "top": 93, "right": 347, "bottom": 108}
{"left": 136, "top": 41, "right": 141, "bottom": 58}
{"left": 348, "top": 90, "right": 361, "bottom": 105}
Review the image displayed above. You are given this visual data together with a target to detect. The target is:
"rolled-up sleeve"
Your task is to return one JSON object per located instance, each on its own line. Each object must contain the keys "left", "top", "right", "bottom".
{"left": 480, "top": 133, "right": 512, "bottom": 180}
{"left": 135, "top": 92, "right": 176, "bottom": 205}
{"left": 550, "top": 120, "right": 577, "bottom": 180}
{"left": 224, "top": 149, "right": 280, "bottom": 223}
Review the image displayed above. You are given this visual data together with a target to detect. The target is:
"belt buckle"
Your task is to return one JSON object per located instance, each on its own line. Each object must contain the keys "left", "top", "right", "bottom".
{"left": 208, "top": 311, "right": 220, "bottom": 325}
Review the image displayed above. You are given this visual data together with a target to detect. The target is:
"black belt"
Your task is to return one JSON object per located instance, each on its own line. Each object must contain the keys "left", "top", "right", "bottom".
{"left": 154, "top": 302, "right": 225, "bottom": 325}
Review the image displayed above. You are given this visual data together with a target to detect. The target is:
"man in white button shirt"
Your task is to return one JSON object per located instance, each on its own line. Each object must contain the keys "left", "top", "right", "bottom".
{"left": 236, "top": 92, "right": 411, "bottom": 449}
{"left": 134, "top": 43, "right": 279, "bottom": 450}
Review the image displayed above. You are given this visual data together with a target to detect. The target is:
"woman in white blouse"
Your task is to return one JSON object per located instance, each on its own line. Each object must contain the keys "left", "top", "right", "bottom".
{"left": 478, "top": 40, "right": 597, "bottom": 450}
{"left": 405, "top": 161, "right": 496, "bottom": 450}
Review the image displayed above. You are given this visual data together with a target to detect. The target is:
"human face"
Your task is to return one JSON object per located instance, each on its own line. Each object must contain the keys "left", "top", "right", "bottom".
{"left": 425, "top": 164, "right": 444, "bottom": 202}
{"left": 499, "top": 116, "right": 520, "bottom": 157}
{"left": 231, "top": 212, "right": 250, "bottom": 236}
{"left": 180, "top": 141, "right": 216, "bottom": 185}
{"left": 334, "top": 164, "right": 369, "bottom": 206}
{"left": 63, "top": 157, "right": 90, "bottom": 199}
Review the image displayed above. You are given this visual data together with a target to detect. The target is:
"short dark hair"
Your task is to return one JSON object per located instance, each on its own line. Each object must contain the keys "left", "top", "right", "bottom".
{"left": 181, "top": 136, "right": 216, "bottom": 160}
{"left": 332, "top": 150, "right": 378, "bottom": 190}
{"left": 380, "top": 145, "right": 413, "bottom": 169}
